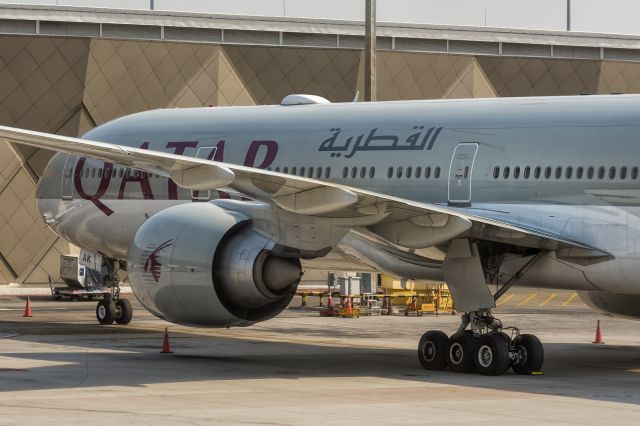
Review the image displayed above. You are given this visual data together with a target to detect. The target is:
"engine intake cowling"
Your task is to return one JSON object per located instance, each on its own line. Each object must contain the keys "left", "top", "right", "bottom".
{"left": 579, "top": 291, "right": 640, "bottom": 320}
{"left": 127, "top": 202, "right": 302, "bottom": 327}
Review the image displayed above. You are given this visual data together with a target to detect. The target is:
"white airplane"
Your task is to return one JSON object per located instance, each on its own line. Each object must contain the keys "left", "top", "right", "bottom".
{"left": 2, "top": 93, "right": 638, "bottom": 376}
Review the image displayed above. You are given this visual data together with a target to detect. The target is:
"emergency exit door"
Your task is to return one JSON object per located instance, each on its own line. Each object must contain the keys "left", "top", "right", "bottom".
{"left": 448, "top": 143, "right": 478, "bottom": 205}
{"left": 61, "top": 155, "right": 76, "bottom": 200}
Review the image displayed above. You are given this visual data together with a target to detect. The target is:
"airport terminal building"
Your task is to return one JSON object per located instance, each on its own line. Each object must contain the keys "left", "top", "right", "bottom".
{"left": 3, "top": 2, "right": 640, "bottom": 284}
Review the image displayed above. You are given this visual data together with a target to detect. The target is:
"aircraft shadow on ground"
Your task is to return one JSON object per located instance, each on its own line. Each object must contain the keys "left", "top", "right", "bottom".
{"left": 0, "top": 319, "right": 639, "bottom": 406}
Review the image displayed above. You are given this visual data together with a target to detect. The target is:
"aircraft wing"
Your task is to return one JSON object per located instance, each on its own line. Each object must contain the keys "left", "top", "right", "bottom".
{"left": 0, "top": 125, "right": 609, "bottom": 259}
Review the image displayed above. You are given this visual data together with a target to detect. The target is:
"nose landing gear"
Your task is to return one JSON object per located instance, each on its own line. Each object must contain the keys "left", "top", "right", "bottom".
{"left": 417, "top": 310, "right": 544, "bottom": 376}
{"left": 96, "top": 293, "right": 133, "bottom": 325}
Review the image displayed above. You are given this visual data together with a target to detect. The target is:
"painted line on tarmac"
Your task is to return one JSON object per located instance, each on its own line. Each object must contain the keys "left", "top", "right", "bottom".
{"left": 0, "top": 307, "right": 70, "bottom": 311}
{"left": 539, "top": 293, "right": 557, "bottom": 306}
{"left": 517, "top": 293, "right": 537, "bottom": 306}
{"left": 562, "top": 292, "right": 578, "bottom": 306}
{"left": 0, "top": 334, "right": 20, "bottom": 339}
{"left": 496, "top": 294, "right": 514, "bottom": 306}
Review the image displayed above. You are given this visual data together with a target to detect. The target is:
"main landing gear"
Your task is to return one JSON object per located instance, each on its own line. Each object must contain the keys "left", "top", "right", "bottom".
{"left": 418, "top": 309, "right": 544, "bottom": 376}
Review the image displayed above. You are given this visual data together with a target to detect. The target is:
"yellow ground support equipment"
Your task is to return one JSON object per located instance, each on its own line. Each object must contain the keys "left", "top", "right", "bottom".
{"left": 380, "top": 276, "right": 454, "bottom": 315}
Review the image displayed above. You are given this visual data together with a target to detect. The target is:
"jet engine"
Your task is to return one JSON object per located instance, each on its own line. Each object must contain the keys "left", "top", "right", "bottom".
{"left": 579, "top": 291, "right": 640, "bottom": 320}
{"left": 127, "top": 202, "right": 302, "bottom": 327}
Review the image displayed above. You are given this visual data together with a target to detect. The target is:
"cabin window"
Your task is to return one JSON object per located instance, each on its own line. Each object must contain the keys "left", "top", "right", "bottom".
{"left": 351, "top": 167, "right": 357, "bottom": 179}
{"left": 299, "top": 167, "right": 305, "bottom": 176}
{"left": 609, "top": 167, "right": 616, "bottom": 179}
{"left": 342, "top": 167, "right": 348, "bottom": 178}
{"left": 406, "top": 166, "right": 413, "bottom": 179}
{"left": 91, "top": 168, "right": 96, "bottom": 178}
{"left": 493, "top": 166, "right": 500, "bottom": 179}
{"left": 565, "top": 167, "right": 573, "bottom": 179}
{"left": 503, "top": 166, "right": 510, "bottom": 179}
{"left": 513, "top": 166, "right": 520, "bottom": 179}
{"left": 632, "top": 167, "right": 639, "bottom": 179}
{"left": 544, "top": 167, "right": 551, "bottom": 179}
{"left": 315, "top": 167, "right": 322, "bottom": 178}
{"left": 598, "top": 167, "right": 605, "bottom": 179}
{"left": 555, "top": 166, "right": 562, "bottom": 179}
{"left": 396, "top": 167, "right": 403, "bottom": 178}
{"left": 291, "top": 167, "right": 297, "bottom": 175}
{"left": 434, "top": 167, "right": 441, "bottom": 179}
{"left": 425, "top": 167, "right": 431, "bottom": 179}
{"left": 523, "top": 166, "right": 530, "bottom": 179}
{"left": 576, "top": 166, "right": 583, "bottom": 179}
{"left": 283, "top": 167, "right": 289, "bottom": 174}
{"left": 415, "top": 166, "right": 422, "bottom": 178}
{"left": 369, "top": 167, "right": 375, "bottom": 178}
{"left": 325, "top": 167, "right": 331, "bottom": 179}
{"left": 533, "top": 166, "right": 541, "bottom": 179}
{"left": 275, "top": 167, "right": 280, "bottom": 172}
{"left": 387, "top": 167, "right": 393, "bottom": 178}
{"left": 360, "top": 167, "right": 366, "bottom": 179}
{"left": 620, "top": 166, "right": 627, "bottom": 179}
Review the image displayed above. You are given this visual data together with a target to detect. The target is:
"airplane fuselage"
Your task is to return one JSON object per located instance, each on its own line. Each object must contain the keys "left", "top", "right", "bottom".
{"left": 35, "top": 95, "right": 640, "bottom": 294}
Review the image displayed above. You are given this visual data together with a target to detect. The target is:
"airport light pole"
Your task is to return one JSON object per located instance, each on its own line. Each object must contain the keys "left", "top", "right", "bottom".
{"left": 364, "top": 0, "right": 377, "bottom": 102}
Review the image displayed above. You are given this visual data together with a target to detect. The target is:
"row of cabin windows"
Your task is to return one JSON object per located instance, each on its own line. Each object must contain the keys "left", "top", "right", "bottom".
{"left": 387, "top": 166, "right": 441, "bottom": 180}
{"left": 267, "top": 166, "right": 332, "bottom": 179}
{"left": 82, "top": 165, "right": 443, "bottom": 181}
{"left": 493, "top": 165, "right": 640, "bottom": 181}
{"left": 83, "top": 167, "right": 161, "bottom": 179}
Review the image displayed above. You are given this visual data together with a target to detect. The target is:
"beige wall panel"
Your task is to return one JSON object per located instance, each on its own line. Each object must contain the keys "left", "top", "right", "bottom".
{"left": 377, "top": 52, "right": 477, "bottom": 101}
{"left": 477, "top": 57, "right": 601, "bottom": 96}
{"left": 598, "top": 61, "right": 640, "bottom": 94}
{"left": 224, "top": 46, "right": 360, "bottom": 104}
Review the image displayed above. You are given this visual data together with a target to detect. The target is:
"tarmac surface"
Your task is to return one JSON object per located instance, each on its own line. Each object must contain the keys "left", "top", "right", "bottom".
{"left": 1, "top": 289, "right": 640, "bottom": 425}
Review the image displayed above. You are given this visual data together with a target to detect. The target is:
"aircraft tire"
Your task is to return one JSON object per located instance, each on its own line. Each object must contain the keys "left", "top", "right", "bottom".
{"left": 418, "top": 330, "right": 449, "bottom": 370}
{"left": 96, "top": 299, "right": 116, "bottom": 325}
{"left": 447, "top": 331, "right": 476, "bottom": 373}
{"left": 512, "top": 334, "right": 544, "bottom": 375}
{"left": 115, "top": 299, "right": 133, "bottom": 325}
{"left": 475, "top": 333, "right": 511, "bottom": 376}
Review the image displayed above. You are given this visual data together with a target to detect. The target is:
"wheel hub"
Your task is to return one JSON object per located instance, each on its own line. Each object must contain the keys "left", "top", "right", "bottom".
{"left": 424, "top": 341, "right": 436, "bottom": 362}
{"left": 98, "top": 305, "right": 106, "bottom": 319}
{"left": 449, "top": 342, "right": 464, "bottom": 365}
{"left": 515, "top": 345, "right": 528, "bottom": 365}
{"left": 478, "top": 344, "right": 493, "bottom": 368}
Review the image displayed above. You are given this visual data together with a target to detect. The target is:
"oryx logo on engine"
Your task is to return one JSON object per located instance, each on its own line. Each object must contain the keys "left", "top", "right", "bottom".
{"left": 143, "top": 239, "right": 173, "bottom": 282}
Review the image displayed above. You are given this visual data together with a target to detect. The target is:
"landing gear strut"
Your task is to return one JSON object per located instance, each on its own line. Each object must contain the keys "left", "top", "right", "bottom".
{"left": 417, "top": 310, "right": 544, "bottom": 376}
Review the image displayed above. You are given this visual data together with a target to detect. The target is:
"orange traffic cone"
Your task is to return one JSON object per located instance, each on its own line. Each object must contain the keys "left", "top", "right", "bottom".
{"left": 593, "top": 320, "right": 604, "bottom": 344}
{"left": 326, "top": 292, "right": 334, "bottom": 309}
{"left": 346, "top": 296, "right": 353, "bottom": 316}
{"left": 160, "top": 327, "right": 173, "bottom": 353}
{"left": 23, "top": 297, "right": 32, "bottom": 318}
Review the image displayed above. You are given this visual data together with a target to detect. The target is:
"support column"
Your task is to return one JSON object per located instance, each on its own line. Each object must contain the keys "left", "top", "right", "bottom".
{"left": 364, "top": 0, "right": 377, "bottom": 102}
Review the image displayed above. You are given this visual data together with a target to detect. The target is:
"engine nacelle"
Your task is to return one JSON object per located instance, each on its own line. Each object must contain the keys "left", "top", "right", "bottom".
{"left": 579, "top": 291, "right": 640, "bottom": 320}
{"left": 128, "top": 202, "right": 302, "bottom": 327}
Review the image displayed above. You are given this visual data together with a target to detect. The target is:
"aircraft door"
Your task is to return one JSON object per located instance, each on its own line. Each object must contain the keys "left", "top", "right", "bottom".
{"left": 448, "top": 143, "right": 478, "bottom": 205}
{"left": 61, "top": 155, "right": 76, "bottom": 200}
{"left": 191, "top": 146, "right": 217, "bottom": 201}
